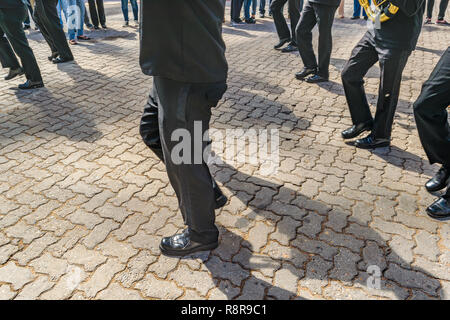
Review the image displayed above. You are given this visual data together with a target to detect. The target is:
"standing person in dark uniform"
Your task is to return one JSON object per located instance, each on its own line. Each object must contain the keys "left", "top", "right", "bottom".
{"left": 413, "top": 47, "right": 450, "bottom": 219}
{"left": 139, "top": 0, "right": 229, "bottom": 256}
{"left": 34, "top": 0, "right": 73, "bottom": 63}
{"left": 0, "top": 0, "right": 44, "bottom": 89}
{"left": 341, "top": 0, "right": 425, "bottom": 149}
{"left": 271, "top": 0, "right": 303, "bottom": 53}
{"left": 295, "top": 0, "right": 341, "bottom": 83}
{"left": 87, "top": 0, "right": 106, "bottom": 29}
{"left": 231, "top": 0, "right": 245, "bottom": 24}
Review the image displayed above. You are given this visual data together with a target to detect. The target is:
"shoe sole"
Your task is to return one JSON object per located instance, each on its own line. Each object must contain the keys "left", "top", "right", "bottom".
{"left": 426, "top": 209, "right": 450, "bottom": 220}
{"left": 19, "top": 83, "right": 44, "bottom": 90}
{"left": 355, "top": 142, "right": 390, "bottom": 149}
{"left": 159, "top": 242, "right": 218, "bottom": 257}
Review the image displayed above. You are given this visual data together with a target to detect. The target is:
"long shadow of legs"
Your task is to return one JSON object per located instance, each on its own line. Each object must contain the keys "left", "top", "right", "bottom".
{"left": 201, "top": 162, "right": 444, "bottom": 299}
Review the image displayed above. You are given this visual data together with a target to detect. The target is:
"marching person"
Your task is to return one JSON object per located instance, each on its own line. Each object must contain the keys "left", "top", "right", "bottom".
{"left": 34, "top": 0, "right": 74, "bottom": 63}
{"left": 139, "top": 0, "right": 229, "bottom": 256}
{"left": 295, "top": 0, "right": 341, "bottom": 83}
{"left": 413, "top": 47, "right": 450, "bottom": 219}
{"left": 341, "top": 0, "right": 425, "bottom": 149}
{"left": 271, "top": 0, "right": 303, "bottom": 53}
{"left": 0, "top": 0, "right": 44, "bottom": 89}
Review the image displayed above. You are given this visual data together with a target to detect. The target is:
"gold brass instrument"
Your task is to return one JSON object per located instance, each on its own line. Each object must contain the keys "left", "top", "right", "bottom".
{"left": 359, "top": 0, "right": 399, "bottom": 23}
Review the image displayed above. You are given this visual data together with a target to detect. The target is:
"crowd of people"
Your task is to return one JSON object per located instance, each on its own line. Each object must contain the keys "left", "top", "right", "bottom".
{"left": 0, "top": 0, "right": 139, "bottom": 89}
{"left": 0, "top": 0, "right": 449, "bottom": 256}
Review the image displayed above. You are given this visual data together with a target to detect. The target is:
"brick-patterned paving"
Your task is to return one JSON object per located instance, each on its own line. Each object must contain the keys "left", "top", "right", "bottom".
{"left": 0, "top": 2, "right": 449, "bottom": 299}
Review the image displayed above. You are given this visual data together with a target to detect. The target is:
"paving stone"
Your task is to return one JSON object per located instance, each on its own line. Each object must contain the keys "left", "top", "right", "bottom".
{"left": 82, "top": 219, "right": 120, "bottom": 249}
{"left": 80, "top": 258, "right": 125, "bottom": 298}
{"left": 97, "top": 283, "right": 143, "bottom": 300}
{"left": 40, "top": 265, "right": 86, "bottom": 300}
{"left": 0, "top": 262, "right": 35, "bottom": 290}
{"left": 63, "top": 244, "right": 107, "bottom": 272}
{"left": 169, "top": 264, "right": 215, "bottom": 296}
{"left": 15, "top": 276, "right": 54, "bottom": 300}
{"left": 115, "top": 250, "right": 158, "bottom": 288}
{"left": 135, "top": 274, "right": 184, "bottom": 300}
{"left": 0, "top": 285, "right": 15, "bottom": 300}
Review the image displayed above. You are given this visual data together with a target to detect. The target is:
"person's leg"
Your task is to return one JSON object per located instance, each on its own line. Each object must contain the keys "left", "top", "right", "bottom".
{"left": 427, "top": 0, "right": 435, "bottom": 19}
{"left": 438, "top": 0, "right": 449, "bottom": 20}
{"left": 34, "top": 0, "right": 58, "bottom": 55}
{"left": 131, "top": 0, "right": 138, "bottom": 21}
{"left": 96, "top": 0, "right": 106, "bottom": 26}
{"left": 244, "top": 0, "right": 251, "bottom": 20}
{"left": 288, "top": 0, "right": 302, "bottom": 46}
{"left": 338, "top": 0, "right": 345, "bottom": 17}
{"left": 24, "top": 0, "right": 31, "bottom": 27}
{"left": 41, "top": 0, "right": 73, "bottom": 59}
{"left": 314, "top": 3, "right": 338, "bottom": 79}
{"left": 341, "top": 32, "right": 379, "bottom": 126}
{"left": 353, "top": 0, "right": 361, "bottom": 17}
{"left": 371, "top": 49, "right": 411, "bottom": 139}
{"left": 270, "top": 0, "right": 291, "bottom": 41}
{"left": 260, "top": 0, "right": 266, "bottom": 14}
{"left": 296, "top": 2, "right": 318, "bottom": 69}
{"left": 76, "top": 0, "right": 85, "bottom": 37}
{"left": 121, "top": 0, "right": 129, "bottom": 22}
{"left": 413, "top": 47, "right": 450, "bottom": 166}
{"left": 87, "top": 0, "right": 98, "bottom": 27}
{"left": 0, "top": 24, "right": 21, "bottom": 70}
{"left": 0, "top": 6, "right": 42, "bottom": 83}
{"left": 155, "top": 77, "right": 226, "bottom": 245}
{"left": 252, "top": 0, "right": 257, "bottom": 16}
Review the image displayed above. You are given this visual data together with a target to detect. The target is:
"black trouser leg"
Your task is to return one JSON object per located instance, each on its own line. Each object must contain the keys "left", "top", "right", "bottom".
{"left": 413, "top": 47, "right": 450, "bottom": 166}
{"left": 0, "top": 29, "right": 21, "bottom": 69}
{"left": 341, "top": 32, "right": 379, "bottom": 125}
{"left": 314, "top": 4, "right": 338, "bottom": 78}
{"left": 288, "top": 0, "right": 303, "bottom": 45}
{"left": 0, "top": 7, "right": 42, "bottom": 82}
{"left": 296, "top": 1, "right": 318, "bottom": 69}
{"left": 427, "top": 0, "right": 435, "bottom": 18}
{"left": 88, "top": 0, "right": 99, "bottom": 27}
{"left": 96, "top": 0, "right": 106, "bottom": 26}
{"left": 271, "top": 0, "right": 290, "bottom": 41}
{"left": 231, "top": 0, "right": 244, "bottom": 21}
{"left": 438, "top": 0, "right": 449, "bottom": 19}
{"left": 371, "top": 49, "right": 410, "bottom": 139}
{"left": 140, "top": 86, "right": 165, "bottom": 162}
{"left": 34, "top": 0, "right": 73, "bottom": 60}
{"left": 153, "top": 77, "right": 227, "bottom": 244}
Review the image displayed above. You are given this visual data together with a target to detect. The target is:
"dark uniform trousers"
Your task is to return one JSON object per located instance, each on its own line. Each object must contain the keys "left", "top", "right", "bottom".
{"left": 0, "top": 5, "right": 42, "bottom": 82}
{"left": 270, "top": 0, "right": 303, "bottom": 44}
{"left": 296, "top": 1, "right": 338, "bottom": 79}
{"left": 140, "top": 78, "right": 227, "bottom": 244}
{"left": 34, "top": 0, "right": 73, "bottom": 60}
{"left": 414, "top": 47, "right": 450, "bottom": 176}
{"left": 231, "top": 0, "right": 244, "bottom": 21}
{"left": 341, "top": 31, "right": 411, "bottom": 139}
{"left": 87, "top": 0, "right": 106, "bottom": 28}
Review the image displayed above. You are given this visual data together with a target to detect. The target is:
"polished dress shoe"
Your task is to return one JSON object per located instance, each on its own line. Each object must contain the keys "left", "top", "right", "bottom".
{"left": 214, "top": 184, "right": 228, "bottom": 209}
{"left": 52, "top": 57, "right": 74, "bottom": 64}
{"left": 18, "top": 80, "right": 44, "bottom": 90}
{"left": 160, "top": 229, "right": 218, "bottom": 256}
{"left": 354, "top": 134, "right": 390, "bottom": 149}
{"left": 281, "top": 43, "right": 298, "bottom": 53}
{"left": 426, "top": 197, "right": 450, "bottom": 220}
{"left": 341, "top": 120, "right": 374, "bottom": 139}
{"left": 274, "top": 38, "right": 290, "bottom": 49}
{"left": 295, "top": 67, "right": 317, "bottom": 80}
{"left": 4, "top": 67, "right": 24, "bottom": 81}
{"left": 425, "top": 165, "right": 450, "bottom": 192}
{"left": 48, "top": 52, "right": 59, "bottom": 61}
{"left": 305, "top": 74, "right": 328, "bottom": 83}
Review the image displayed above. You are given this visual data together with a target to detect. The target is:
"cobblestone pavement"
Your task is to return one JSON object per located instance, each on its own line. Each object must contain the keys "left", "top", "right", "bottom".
{"left": 0, "top": 2, "right": 449, "bottom": 300}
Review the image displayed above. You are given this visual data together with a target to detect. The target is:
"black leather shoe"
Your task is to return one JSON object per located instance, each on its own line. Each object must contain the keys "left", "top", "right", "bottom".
{"left": 354, "top": 134, "right": 390, "bottom": 149}
{"left": 52, "top": 57, "right": 74, "bottom": 64}
{"left": 214, "top": 184, "right": 228, "bottom": 209}
{"left": 425, "top": 166, "right": 450, "bottom": 192}
{"left": 18, "top": 80, "right": 44, "bottom": 90}
{"left": 341, "top": 120, "right": 374, "bottom": 139}
{"left": 426, "top": 197, "right": 450, "bottom": 220}
{"left": 101, "top": 24, "right": 107, "bottom": 29}
{"left": 48, "top": 52, "right": 59, "bottom": 61}
{"left": 160, "top": 229, "right": 218, "bottom": 257}
{"left": 274, "top": 38, "right": 290, "bottom": 49}
{"left": 295, "top": 67, "right": 317, "bottom": 80}
{"left": 305, "top": 74, "right": 328, "bottom": 83}
{"left": 4, "top": 67, "right": 24, "bottom": 81}
{"left": 281, "top": 43, "right": 298, "bottom": 53}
